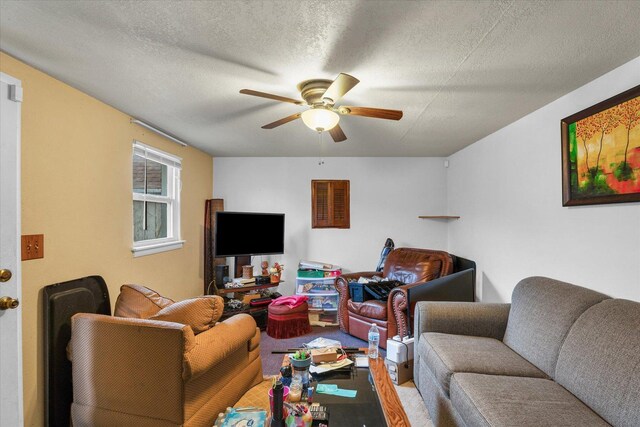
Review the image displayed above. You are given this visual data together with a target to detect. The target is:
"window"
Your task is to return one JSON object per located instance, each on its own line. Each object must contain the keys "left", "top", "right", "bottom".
{"left": 311, "top": 180, "right": 350, "bottom": 229}
{"left": 132, "top": 141, "right": 183, "bottom": 256}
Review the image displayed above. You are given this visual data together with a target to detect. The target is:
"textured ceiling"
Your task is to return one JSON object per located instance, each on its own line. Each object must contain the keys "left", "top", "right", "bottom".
{"left": 1, "top": 0, "right": 639, "bottom": 157}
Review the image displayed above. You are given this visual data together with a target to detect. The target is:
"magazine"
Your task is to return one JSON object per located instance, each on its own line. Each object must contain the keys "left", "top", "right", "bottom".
{"left": 298, "top": 260, "right": 340, "bottom": 271}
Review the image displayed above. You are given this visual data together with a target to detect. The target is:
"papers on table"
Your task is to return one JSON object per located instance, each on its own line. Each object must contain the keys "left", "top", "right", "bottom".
{"left": 304, "top": 337, "right": 342, "bottom": 349}
{"left": 309, "top": 358, "right": 353, "bottom": 374}
{"left": 354, "top": 355, "right": 369, "bottom": 368}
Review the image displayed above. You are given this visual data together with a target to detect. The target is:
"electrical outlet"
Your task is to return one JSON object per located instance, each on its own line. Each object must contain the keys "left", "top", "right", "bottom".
{"left": 21, "top": 234, "right": 44, "bottom": 260}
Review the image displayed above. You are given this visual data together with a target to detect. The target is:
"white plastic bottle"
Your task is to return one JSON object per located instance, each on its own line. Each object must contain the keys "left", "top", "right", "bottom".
{"left": 368, "top": 323, "right": 380, "bottom": 359}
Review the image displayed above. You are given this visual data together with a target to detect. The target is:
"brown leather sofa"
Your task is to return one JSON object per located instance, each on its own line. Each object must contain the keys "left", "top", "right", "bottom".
{"left": 335, "top": 248, "right": 474, "bottom": 348}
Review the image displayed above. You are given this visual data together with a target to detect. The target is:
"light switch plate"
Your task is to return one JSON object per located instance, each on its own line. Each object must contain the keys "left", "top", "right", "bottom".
{"left": 21, "top": 234, "right": 44, "bottom": 260}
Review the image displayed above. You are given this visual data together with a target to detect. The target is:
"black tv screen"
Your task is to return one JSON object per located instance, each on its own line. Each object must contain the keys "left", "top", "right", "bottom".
{"left": 214, "top": 212, "right": 285, "bottom": 257}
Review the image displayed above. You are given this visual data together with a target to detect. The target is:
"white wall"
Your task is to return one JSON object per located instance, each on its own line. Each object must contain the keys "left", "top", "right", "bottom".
{"left": 213, "top": 157, "right": 448, "bottom": 295}
{"left": 448, "top": 57, "right": 640, "bottom": 302}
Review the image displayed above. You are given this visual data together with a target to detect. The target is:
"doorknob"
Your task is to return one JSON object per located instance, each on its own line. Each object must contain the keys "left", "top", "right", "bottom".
{"left": 0, "top": 296, "right": 19, "bottom": 310}
{"left": 0, "top": 269, "right": 12, "bottom": 282}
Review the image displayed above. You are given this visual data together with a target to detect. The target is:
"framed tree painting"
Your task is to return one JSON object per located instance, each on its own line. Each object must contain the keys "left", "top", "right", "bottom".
{"left": 561, "top": 85, "right": 640, "bottom": 206}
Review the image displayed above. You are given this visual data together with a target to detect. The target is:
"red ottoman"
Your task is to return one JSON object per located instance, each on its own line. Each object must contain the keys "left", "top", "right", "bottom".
{"left": 267, "top": 302, "right": 312, "bottom": 339}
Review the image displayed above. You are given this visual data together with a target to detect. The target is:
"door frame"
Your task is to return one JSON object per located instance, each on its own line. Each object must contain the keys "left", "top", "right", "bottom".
{"left": 0, "top": 71, "right": 24, "bottom": 427}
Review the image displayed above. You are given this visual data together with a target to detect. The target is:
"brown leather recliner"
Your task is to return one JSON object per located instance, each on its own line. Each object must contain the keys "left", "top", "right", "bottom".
{"left": 335, "top": 248, "right": 455, "bottom": 348}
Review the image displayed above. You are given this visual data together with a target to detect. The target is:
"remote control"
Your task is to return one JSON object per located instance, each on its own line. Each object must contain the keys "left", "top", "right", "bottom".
{"left": 309, "top": 404, "right": 329, "bottom": 426}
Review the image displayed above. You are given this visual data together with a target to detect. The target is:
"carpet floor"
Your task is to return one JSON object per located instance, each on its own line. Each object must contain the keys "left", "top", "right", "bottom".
{"left": 259, "top": 326, "right": 432, "bottom": 426}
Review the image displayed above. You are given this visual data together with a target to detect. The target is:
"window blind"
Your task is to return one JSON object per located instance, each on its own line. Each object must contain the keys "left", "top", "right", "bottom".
{"left": 133, "top": 141, "right": 182, "bottom": 169}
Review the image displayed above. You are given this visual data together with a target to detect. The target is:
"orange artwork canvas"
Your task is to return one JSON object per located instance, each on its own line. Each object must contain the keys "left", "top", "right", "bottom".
{"left": 562, "top": 85, "right": 640, "bottom": 206}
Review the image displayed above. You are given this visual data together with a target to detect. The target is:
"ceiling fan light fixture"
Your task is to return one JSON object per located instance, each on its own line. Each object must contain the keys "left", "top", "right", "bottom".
{"left": 301, "top": 108, "right": 340, "bottom": 132}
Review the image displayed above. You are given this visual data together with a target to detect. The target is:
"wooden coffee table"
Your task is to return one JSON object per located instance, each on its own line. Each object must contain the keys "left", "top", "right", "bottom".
{"left": 281, "top": 353, "right": 410, "bottom": 427}
{"left": 368, "top": 356, "right": 411, "bottom": 427}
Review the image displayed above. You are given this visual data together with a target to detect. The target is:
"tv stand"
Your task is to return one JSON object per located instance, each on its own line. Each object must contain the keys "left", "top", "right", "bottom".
{"left": 218, "top": 281, "right": 283, "bottom": 330}
{"left": 217, "top": 282, "right": 281, "bottom": 295}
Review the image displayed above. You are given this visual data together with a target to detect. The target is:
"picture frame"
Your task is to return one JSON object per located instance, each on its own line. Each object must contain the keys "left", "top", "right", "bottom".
{"left": 561, "top": 85, "right": 640, "bottom": 206}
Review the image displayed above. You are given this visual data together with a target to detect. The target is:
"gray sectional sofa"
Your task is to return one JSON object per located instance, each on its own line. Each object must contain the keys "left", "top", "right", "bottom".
{"left": 414, "top": 276, "right": 639, "bottom": 427}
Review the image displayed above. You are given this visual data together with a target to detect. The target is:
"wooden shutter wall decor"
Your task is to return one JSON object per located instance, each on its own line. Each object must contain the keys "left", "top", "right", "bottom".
{"left": 312, "top": 180, "right": 350, "bottom": 229}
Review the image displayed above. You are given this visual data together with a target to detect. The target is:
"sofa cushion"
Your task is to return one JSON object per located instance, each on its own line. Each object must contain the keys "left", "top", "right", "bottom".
{"left": 383, "top": 248, "right": 451, "bottom": 284}
{"left": 503, "top": 277, "right": 609, "bottom": 378}
{"left": 451, "top": 373, "right": 609, "bottom": 427}
{"left": 114, "top": 284, "right": 174, "bottom": 318}
{"left": 419, "top": 332, "right": 546, "bottom": 397}
{"left": 555, "top": 299, "right": 640, "bottom": 427}
{"left": 150, "top": 295, "right": 224, "bottom": 334}
{"left": 348, "top": 299, "right": 387, "bottom": 320}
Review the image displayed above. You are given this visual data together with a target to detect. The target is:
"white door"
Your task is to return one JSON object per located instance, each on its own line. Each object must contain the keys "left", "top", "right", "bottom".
{"left": 0, "top": 72, "right": 24, "bottom": 427}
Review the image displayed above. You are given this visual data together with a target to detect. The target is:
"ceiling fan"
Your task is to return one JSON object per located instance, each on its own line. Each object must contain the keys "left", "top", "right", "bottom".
{"left": 240, "top": 73, "right": 403, "bottom": 142}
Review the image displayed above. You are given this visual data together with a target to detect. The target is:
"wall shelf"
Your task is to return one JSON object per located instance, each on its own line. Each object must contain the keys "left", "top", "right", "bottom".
{"left": 418, "top": 215, "right": 460, "bottom": 219}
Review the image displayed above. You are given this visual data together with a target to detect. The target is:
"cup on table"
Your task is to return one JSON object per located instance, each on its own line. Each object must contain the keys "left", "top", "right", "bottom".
{"left": 289, "top": 375, "right": 303, "bottom": 402}
{"left": 268, "top": 385, "right": 290, "bottom": 413}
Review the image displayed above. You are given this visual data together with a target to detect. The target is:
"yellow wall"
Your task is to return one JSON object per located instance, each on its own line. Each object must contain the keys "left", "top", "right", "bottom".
{"left": 0, "top": 52, "right": 213, "bottom": 426}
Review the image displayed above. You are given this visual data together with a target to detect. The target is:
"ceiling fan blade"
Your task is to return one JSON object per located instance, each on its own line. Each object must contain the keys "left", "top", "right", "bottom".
{"left": 340, "top": 106, "right": 403, "bottom": 121}
{"left": 329, "top": 124, "right": 347, "bottom": 143}
{"left": 322, "top": 73, "right": 360, "bottom": 104}
{"left": 261, "top": 113, "right": 302, "bottom": 129}
{"left": 240, "top": 89, "right": 303, "bottom": 105}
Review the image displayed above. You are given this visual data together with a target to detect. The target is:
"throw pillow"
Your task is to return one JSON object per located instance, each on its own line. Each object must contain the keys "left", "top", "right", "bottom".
{"left": 114, "top": 284, "right": 175, "bottom": 318}
{"left": 149, "top": 295, "right": 224, "bottom": 334}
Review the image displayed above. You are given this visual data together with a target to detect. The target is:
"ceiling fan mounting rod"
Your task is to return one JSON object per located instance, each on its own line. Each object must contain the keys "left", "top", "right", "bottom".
{"left": 297, "top": 79, "right": 333, "bottom": 105}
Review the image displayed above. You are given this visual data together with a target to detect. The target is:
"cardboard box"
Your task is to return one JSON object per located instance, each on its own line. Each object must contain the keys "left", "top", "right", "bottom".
{"left": 242, "top": 294, "right": 262, "bottom": 304}
{"left": 384, "top": 358, "right": 414, "bottom": 385}
{"left": 311, "top": 347, "right": 338, "bottom": 364}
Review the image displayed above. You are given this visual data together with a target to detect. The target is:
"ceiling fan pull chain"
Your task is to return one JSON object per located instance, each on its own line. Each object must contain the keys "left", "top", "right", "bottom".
{"left": 318, "top": 131, "right": 325, "bottom": 165}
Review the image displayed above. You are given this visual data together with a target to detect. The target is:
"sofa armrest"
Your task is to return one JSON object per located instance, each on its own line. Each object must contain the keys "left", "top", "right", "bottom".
{"left": 389, "top": 288, "right": 410, "bottom": 338}
{"left": 414, "top": 301, "right": 511, "bottom": 341}
{"left": 70, "top": 313, "right": 195, "bottom": 424}
{"left": 334, "top": 276, "right": 351, "bottom": 333}
{"left": 184, "top": 313, "right": 257, "bottom": 380}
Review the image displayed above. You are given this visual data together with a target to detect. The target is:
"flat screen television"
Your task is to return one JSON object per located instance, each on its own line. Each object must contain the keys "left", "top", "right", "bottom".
{"left": 214, "top": 211, "right": 285, "bottom": 257}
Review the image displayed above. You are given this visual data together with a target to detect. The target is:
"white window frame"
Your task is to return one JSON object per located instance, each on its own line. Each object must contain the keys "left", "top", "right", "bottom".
{"left": 132, "top": 141, "right": 184, "bottom": 257}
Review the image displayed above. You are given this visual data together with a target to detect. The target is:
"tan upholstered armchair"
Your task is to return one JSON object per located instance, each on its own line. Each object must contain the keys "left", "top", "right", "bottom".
{"left": 70, "top": 287, "right": 263, "bottom": 427}
{"left": 335, "top": 248, "right": 474, "bottom": 347}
